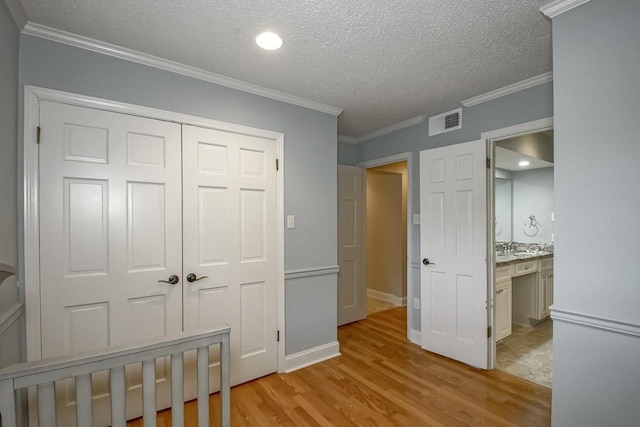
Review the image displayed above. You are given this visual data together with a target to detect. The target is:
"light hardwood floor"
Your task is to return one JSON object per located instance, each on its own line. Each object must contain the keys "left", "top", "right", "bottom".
{"left": 129, "top": 307, "right": 551, "bottom": 426}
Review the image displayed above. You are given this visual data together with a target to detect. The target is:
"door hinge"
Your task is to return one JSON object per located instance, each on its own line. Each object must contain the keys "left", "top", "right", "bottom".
{"left": 277, "top": 330, "right": 280, "bottom": 342}
{"left": 37, "top": 126, "right": 41, "bottom": 145}
{"left": 276, "top": 159, "right": 279, "bottom": 171}
{"left": 486, "top": 157, "right": 490, "bottom": 169}
{"left": 487, "top": 326, "right": 492, "bottom": 338}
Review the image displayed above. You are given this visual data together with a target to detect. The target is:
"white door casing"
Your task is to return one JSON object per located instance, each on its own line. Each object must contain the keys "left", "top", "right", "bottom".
{"left": 38, "top": 101, "right": 183, "bottom": 423}
{"left": 182, "top": 125, "right": 278, "bottom": 392}
{"left": 419, "top": 140, "right": 489, "bottom": 369}
{"left": 337, "top": 165, "right": 365, "bottom": 326}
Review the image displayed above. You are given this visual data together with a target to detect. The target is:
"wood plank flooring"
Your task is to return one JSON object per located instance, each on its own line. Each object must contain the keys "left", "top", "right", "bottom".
{"left": 129, "top": 307, "right": 551, "bottom": 426}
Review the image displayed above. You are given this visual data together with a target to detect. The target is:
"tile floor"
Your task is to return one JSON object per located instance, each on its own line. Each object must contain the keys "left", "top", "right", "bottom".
{"left": 497, "top": 319, "right": 553, "bottom": 388}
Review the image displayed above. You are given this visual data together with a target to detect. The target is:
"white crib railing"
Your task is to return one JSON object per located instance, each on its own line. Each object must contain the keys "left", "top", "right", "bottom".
{"left": 0, "top": 326, "right": 230, "bottom": 427}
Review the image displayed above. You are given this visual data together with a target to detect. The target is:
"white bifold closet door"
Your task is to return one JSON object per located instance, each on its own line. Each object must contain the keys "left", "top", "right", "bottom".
{"left": 37, "top": 101, "right": 278, "bottom": 426}
{"left": 39, "top": 101, "right": 183, "bottom": 424}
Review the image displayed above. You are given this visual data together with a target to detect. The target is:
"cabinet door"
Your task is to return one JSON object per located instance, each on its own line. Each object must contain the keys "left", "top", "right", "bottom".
{"left": 538, "top": 271, "right": 552, "bottom": 319}
{"left": 544, "top": 273, "right": 554, "bottom": 316}
{"left": 495, "top": 279, "right": 512, "bottom": 341}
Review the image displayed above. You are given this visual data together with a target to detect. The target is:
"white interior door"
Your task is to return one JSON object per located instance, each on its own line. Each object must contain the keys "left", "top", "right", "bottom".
{"left": 337, "top": 165, "right": 365, "bottom": 326}
{"left": 419, "top": 140, "right": 488, "bottom": 369}
{"left": 38, "top": 101, "right": 183, "bottom": 425}
{"left": 182, "top": 125, "right": 278, "bottom": 393}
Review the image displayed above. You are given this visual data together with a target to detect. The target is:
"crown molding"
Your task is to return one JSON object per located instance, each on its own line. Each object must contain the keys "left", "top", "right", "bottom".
{"left": 540, "top": 0, "right": 592, "bottom": 18}
{"left": 461, "top": 72, "right": 553, "bottom": 108}
{"left": 21, "top": 22, "right": 343, "bottom": 117}
{"left": 3, "top": 0, "right": 27, "bottom": 30}
{"left": 340, "top": 115, "right": 425, "bottom": 144}
{"left": 338, "top": 135, "right": 358, "bottom": 144}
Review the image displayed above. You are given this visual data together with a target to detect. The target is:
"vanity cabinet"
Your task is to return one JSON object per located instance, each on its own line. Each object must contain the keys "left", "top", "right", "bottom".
{"left": 495, "top": 265, "right": 513, "bottom": 341}
{"left": 535, "top": 257, "right": 554, "bottom": 320}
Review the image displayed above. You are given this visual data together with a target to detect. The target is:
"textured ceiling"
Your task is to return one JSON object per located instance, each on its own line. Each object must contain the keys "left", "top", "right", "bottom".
{"left": 18, "top": 0, "right": 553, "bottom": 138}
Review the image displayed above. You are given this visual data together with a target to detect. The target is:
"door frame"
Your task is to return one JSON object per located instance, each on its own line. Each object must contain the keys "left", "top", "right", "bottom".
{"left": 481, "top": 117, "right": 553, "bottom": 369}
{"left": 22, "top": 85, "right": 287, "bottom": 372}
{"left": 357, "top": 152, "right": 416, "bottom": 342}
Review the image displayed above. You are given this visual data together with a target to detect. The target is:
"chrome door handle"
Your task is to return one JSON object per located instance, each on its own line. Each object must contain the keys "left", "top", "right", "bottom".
{"left": 186, "top": 273, "right": 208, "bottom": 283}
{"left": 158, "top": 275, "right": 179, "bottom": 285}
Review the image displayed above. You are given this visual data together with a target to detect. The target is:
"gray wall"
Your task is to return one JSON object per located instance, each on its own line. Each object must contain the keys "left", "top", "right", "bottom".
{"left": 350, "top": 81, "right": 553, "bottom": 331}
{"left": 512, "top": 167, "right": 554, "bottom": 244}
{"left": 551, "top": 0, "right": 640, "bottom": 424}
{"left": 338, "top": 140, "right": 357, "bottom": 165}
{"left": 18, "top": 35, "right": 339, "bottom": 356}
{"left": 0, "top": 0, "right": 21, "bottom": 368}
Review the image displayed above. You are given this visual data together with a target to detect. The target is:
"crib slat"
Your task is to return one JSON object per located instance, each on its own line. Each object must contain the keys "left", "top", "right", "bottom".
{"left": 220, "top": 333, "right": 230, "bottom": 427}
{"left": 110, "top": 366, "right": 126, "bottom": 427}
{"left": 171, "top": 352, "right": 184, "bottom": 427}
{"left": 37, "top": 382, "right": 56, "bottom": 427}
{"left": 197, "top": 346, "right": 209, "bottom": 426}
{"left": 0, "top": 379, "right": 17, "bottom": 427}
{"left": 142, "top": 359, "right": 156, "bottom": 427}
{"left": 75, "top": 374, "right": 93, "bottom": 427}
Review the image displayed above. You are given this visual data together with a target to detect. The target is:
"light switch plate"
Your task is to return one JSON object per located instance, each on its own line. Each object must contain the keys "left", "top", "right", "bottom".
{"left": 287, "top": 215, "right": 295, "bottom": 229}
{"left": 413, "top": 214, "right": 420, "bottom": 225}
{"left": 413, "top": 297, "right": 420, "bottom": 309}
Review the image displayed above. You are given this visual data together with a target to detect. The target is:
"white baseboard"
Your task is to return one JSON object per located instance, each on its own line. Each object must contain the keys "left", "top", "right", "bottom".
{"left": 367, "top": 289, "right": 406, "bottom": 306}
{"left": 283, "top": 341, "right": 341, "bottom": 373}
{"left": 409, "top": 328, "right": 421, "bottom": 345}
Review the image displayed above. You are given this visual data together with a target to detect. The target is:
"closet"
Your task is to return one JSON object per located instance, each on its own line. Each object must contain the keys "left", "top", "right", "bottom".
{"left": 35, "top": 99, "right": 278, "bottom": 424}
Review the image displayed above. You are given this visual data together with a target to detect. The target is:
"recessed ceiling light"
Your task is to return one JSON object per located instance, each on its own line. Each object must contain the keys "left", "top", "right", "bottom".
{"left": 519, "top": 160, "right": 530, "bottom": 167}
{"left": 256, "top": 32, "right": 283, "bottom": 50}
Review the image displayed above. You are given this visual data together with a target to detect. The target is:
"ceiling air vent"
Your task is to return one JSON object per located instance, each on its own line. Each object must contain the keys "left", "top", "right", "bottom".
{"left": 428, "top": 108, "right": 462, "bottom": 136}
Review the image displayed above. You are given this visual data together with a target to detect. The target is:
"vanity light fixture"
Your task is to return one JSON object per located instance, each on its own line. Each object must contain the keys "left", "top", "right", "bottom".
{"left": 518, "top": 160, "right": 530, "bottom": 167}
{"left": 256, "top": 32, "right": 283, "bottom": 50}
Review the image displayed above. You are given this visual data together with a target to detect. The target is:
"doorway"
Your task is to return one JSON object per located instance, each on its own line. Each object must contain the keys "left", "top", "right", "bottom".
{"left": 365, "top": 161, "right": 408, "bottom": 316}
{"left": 488, "top": 122, "right": 554, "bottom": 388}
{"left": 337, "top": 152, "right": 415, "bottom": 340}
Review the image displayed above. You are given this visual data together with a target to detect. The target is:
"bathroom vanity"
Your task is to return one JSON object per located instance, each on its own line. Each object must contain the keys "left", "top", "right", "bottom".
{"left": 495, "top": 253, "right": 553, "bottom": 340}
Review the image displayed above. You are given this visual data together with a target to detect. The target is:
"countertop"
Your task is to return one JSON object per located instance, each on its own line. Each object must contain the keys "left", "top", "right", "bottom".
{"left": 496, "top": 252, "right": 553, "bottom": 266}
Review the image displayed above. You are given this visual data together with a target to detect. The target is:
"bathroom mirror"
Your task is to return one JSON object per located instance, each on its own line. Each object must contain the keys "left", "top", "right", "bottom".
{"left": 495, "top": 177, "right": 512, "bottom": 242}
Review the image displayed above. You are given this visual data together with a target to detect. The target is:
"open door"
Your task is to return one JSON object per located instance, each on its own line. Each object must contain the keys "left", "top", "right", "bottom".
{"left": 419, "top": 140, "right": 489, "bottom": 369}
{"left": 337, "top": 165, "right": 365, "bottom": 326}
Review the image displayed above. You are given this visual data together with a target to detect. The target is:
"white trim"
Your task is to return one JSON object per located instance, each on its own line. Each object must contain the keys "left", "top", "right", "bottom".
{"left": 356, "top": 152, "right": 414, "bottom": 336}
{"left": 23, "top": 87, "right": 286, "bottom": 376}
{"left": 540, "top": 0, "right": 592, "bottom": 18}
{"left": 283, "top": 341, "right": 340, "bottom": 373}
{"left": 552, "top": 307, "right": 640, "bottom": 337}
{"left": 23, "top": 86, "right": 41, "bottom": 362}
{"left": 339, "top": 116, "right": 425, "bottom": 145}
{"left": 367, "top": 289, "right": 405, "bottom": 307}
{"left": 409, "top": 329, "right": 421, "bottom": 345}
{"left": 284, "top": 266, "right": 339, "bottom": 280}
{"left": 276, "top": 133, "right": 286, "bottom": 374}
{"left": 338, "top": 135, "right": 359, "bottom": 145}
{"left": 3, "top": 0, "right": 26, "bottom": 30}
{"left": 0, "top": 303, "right": 23, "bottom": 336}
{"left": 21, "top": 23, "right": 343, "bottom": 117}
{"left": 357, "top": 152, "right": 412, "bottom": 169}
{"left": 481, "top": 117, "right": 554, "bottom": 143}
{"left": 461, "top": 72, "right": 553, "bottom": 108}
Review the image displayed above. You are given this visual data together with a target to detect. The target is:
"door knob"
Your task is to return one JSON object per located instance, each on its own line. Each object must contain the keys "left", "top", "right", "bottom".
{"left": 158, "top": 275, "right": 180, "bottom": 285}
{"left": 422, "top": 258, "right": 435, "bottom": 266}
{"left": 186, "top": 273, "right": 208, "bottom": 283}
